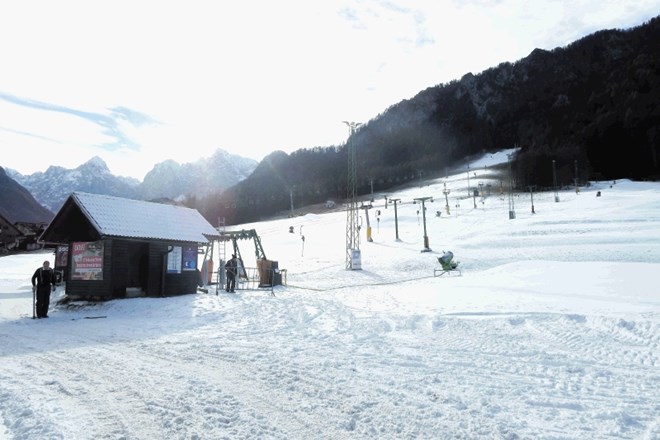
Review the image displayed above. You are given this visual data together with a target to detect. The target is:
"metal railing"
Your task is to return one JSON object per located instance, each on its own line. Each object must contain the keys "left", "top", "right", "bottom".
{"left": 214, "top": 267, "right": 286, "bottom": 296}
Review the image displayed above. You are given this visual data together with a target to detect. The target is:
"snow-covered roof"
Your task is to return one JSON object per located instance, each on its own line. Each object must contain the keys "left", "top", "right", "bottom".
{"left": 71, "top": 192, "right": 219, "bottom": 243}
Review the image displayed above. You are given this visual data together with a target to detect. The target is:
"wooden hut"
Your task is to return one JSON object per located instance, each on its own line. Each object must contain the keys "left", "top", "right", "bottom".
{"left": 40, "top": 192, "right": 220, "bottom": 299}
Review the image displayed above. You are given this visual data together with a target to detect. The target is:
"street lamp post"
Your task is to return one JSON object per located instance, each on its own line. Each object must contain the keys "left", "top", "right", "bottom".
{"left": 389, "top": 198, "right": 401, "bottom": 241}
{"left": 414, "top": 196, "right": 433, "bottom": 252}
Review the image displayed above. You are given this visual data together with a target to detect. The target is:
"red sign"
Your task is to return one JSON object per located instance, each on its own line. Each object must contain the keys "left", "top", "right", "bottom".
{"left": 71, "top": 241, "right": 104, "bottom": 280}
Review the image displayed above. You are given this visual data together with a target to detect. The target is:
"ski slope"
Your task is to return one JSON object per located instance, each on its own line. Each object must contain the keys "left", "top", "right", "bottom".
{"left": 1, "top": 151, "right": 659, "bottom": 439}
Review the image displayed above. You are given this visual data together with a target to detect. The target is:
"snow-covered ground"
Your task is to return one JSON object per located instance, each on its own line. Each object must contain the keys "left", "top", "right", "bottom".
{"left": 1, "top": 151, "right": 659, "bottom": 439}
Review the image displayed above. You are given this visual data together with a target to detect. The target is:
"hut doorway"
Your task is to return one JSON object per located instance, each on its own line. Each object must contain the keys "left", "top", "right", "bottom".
{"left": 127, "top": 242, "right": 149, "bottom": 294}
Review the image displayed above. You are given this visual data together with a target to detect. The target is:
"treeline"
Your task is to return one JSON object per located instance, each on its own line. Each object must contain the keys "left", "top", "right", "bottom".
{"left": 193, "top": 16, "right": 659, "bottom": 225}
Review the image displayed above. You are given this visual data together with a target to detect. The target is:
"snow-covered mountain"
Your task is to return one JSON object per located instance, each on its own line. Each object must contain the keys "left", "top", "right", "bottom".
{"left": 8, "top": 157, "right": 141, "bottom": 213}
{"left": 7, "top": 150, "right": 258, "bottom": 213}
{"left": 140, "top": 149, "right": 257, "bottom": 200}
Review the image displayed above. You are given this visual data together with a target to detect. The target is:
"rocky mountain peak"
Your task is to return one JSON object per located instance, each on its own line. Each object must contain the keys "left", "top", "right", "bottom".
{"left": 79, "top": 156, "right": 110, "bottom": 172}
{"left": 5, "top": 148, "right": 257, "bottom": 213}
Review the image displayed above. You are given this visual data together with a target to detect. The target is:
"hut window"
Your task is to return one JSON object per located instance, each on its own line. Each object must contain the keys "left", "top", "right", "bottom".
{"left": 167, "top": 246, "right": 182, "bottom": 273}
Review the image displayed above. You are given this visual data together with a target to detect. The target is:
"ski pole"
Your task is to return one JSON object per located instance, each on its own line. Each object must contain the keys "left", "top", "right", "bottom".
{"left": 32, "top": 286, "right": 36, "bottom": 319}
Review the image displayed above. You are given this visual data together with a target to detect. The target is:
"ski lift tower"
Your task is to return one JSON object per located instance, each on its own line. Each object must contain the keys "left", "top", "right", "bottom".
{"left": 507, "top": 153, "right": 516, "bottom": 219}
{"left": 360, "top": 202, "right": 374, "bottom": 242}
{"left": 414, "top": 196, "right": 433, "bottom": 252}
{"left": 343, "top": 121, "right": 361, "bottom": 270}
{"left": 552, "top": 159, "right": 560, "bottom": 202}
{"left": 389, "top": 198, "right": 401, "bottom": 241}
{"left": 443, "top": 182, "right": 451, "bottom": 215}
{"left": 215, "top": 217, "right": 227, "bottom": 295}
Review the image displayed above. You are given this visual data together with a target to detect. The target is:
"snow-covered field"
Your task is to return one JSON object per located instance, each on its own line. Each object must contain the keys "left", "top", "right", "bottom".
{"left": 1, "top": 151, "right": 659, "bottom": 439}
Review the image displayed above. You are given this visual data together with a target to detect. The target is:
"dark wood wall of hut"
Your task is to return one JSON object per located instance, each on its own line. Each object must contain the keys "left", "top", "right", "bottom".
{"left": 65, "top": 240, "right": 114, "bottom": 299}
{"left": 147, "top": 242, "right": 167, "bottom": 296}
{"left": 64, "top": 239, "right": 200, "bottom": 299}
{"left": 110, "top": 239, "right": 151, "bottom": 297}
{"left": 160, "top": 243, "right": 200, "bottom": 296}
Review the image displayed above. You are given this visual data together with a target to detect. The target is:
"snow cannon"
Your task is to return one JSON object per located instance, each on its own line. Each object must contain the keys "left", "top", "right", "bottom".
{"left": 434, "top": 251, "right": 461, "bottom": 277}
{"left": 438, "top": 251, "right": 459, "bottom": 271}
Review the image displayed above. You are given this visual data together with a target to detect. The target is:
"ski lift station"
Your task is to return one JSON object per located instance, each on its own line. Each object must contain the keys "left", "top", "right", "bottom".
{"left": 40, "top": 192, "right": 283, "bottom": 300}
{"left": 208, "top": 228, "right": 284, "bottom": 294}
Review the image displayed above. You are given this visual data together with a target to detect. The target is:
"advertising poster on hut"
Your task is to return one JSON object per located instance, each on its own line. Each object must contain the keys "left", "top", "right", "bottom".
{"left": 71, "top": 241, "right": 104, "bottom": 280}
{"left": 182, "top": 245, "right": 197, "bottom": 271}
{"left": 55, "top": 245, "right": 68, "bottom": 268}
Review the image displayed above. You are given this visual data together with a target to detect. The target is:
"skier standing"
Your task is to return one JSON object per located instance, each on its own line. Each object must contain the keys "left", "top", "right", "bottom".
{"left": 31, "top": 260, "right": 57, "bottom": 318}
{"left": 225, "top": 254, "right": 237, "bottom": 293}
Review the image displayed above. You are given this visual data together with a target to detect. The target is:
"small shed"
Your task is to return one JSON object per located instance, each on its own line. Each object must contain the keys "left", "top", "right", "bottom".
{"left": 40, "top": 192, "right": 220, "bottom": 299}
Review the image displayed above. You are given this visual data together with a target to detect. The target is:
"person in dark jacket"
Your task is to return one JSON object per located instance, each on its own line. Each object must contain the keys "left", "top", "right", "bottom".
{"left": 225, "top": 254, "right": 237, "bottom": 293}
{"left": 31, "top": 260, "right": 57, "bottom": 318}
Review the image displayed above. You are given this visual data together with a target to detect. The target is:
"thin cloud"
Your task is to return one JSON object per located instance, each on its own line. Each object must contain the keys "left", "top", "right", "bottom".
{"left": 0, "top": 126, "right": 62, "bottom": 145}
{"left": 0, "top": 92, "right": 148, "bottom": 153}
{"left": 109, "top": 107, "right": 158, "bottom": 127}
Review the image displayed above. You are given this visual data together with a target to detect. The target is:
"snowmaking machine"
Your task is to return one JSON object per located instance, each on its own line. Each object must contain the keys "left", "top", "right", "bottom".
{"left": 434, "top": 251, "right": 461, "bottom": 277}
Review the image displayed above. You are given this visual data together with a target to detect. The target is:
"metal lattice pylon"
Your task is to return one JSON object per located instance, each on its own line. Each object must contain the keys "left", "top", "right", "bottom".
{"left": 343, "top": 121, "right": 361, "bottom": 269}
{"left": 215, "top": 218, "right": 226, "bottom": 294}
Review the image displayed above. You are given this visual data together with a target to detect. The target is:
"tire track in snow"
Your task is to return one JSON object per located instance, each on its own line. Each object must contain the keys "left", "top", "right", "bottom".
{"left": 1, "top": 326, "right": 326, "bottom": 439}
{"left": 236, "top": 292, "right": 660, "bottom": 438}
{"left": 526, "top": 314, "right": 659, "bottom": 367}
{"left": 3, "top": 296, "right": 658, "bottom": 439}
{"left": 379, "top": 311, "right": 660, "bottom": 439}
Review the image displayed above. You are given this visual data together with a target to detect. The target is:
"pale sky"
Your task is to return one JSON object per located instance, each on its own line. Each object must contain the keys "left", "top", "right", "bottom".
{"left": 1, "top": 0, "right": 658, "bottom": 181}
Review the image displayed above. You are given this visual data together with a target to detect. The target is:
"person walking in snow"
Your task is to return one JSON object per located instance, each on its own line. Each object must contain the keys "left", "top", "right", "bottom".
{"left": 31, "top": 260, "right": 57, "bottom": 318}
{"left": 225, "top": 254, "right": 237, "bottom": 293}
